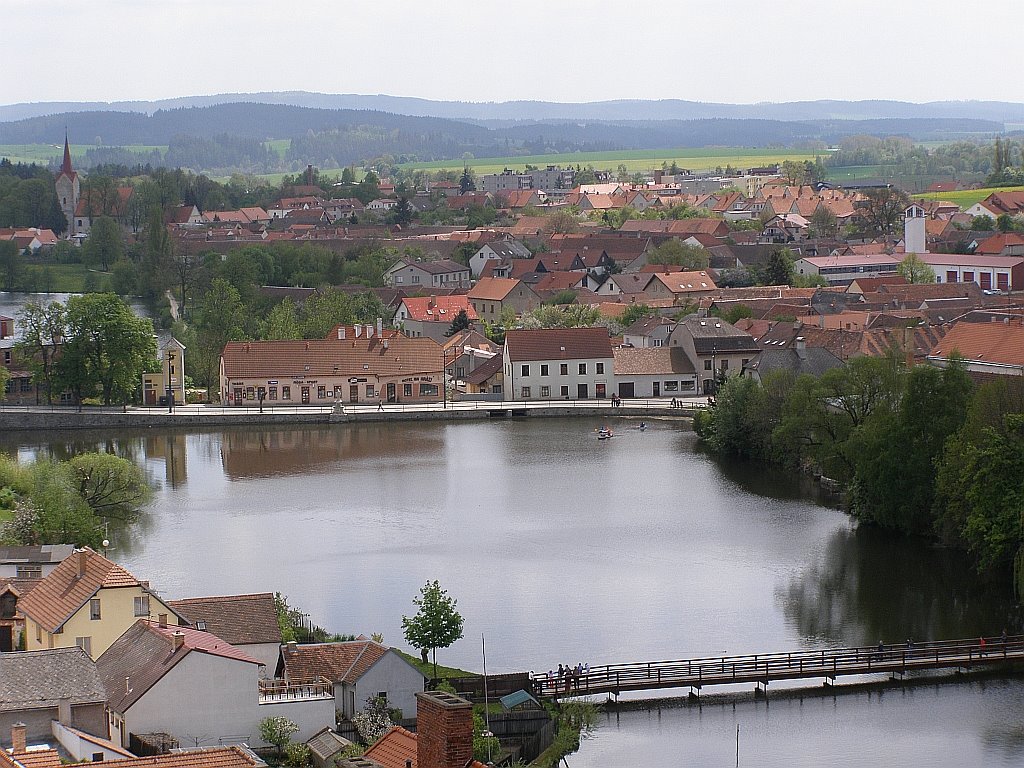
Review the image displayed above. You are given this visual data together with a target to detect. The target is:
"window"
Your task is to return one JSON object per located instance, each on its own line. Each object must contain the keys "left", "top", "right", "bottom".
{"left": 404, "top": 383, "right": 413, "bottom": 397}
{"left": 92, "top": 753, "right": 104, "bottom": 762}
{"left": 133, "top": 596, "right": 150, "bottom": 617}
{"left": 268, "top": 387, "right": 278, "bottom": 401}
{"left": 596, "top": 363, "right": 604, "bottom": 375}
{"left": 412, "top": 275, "right": 420, "bottom": 284}
{"left": 16, "top": 565, "right": 41, "bottom": 579}
{"left": 540, "top": 364, "right": 549, "bottom": 376}
{"left": 76, "top": 637, "right": 92, "bottom": 655}
{"left": 664, "top": 381, "right": 679, "bottom": 392}
{"left": 246, "top": 386, "right": 255, "bottom": 401}
{"left": 742, "top": 359, "right": 750, "bottom": 367}
{"left": 521, "top": 386, "right": 532, "bottom": 398}
{"left": 282, "top": 386, "right": 291, "bottom": 400}
{"left": 395, "top": 276, "right": 403, "bottom": 284}
{"left": 721, "top": 359, "right": 729, "bottom": 371}
{"left": 653, "top": 338, "right": 663, "bottom": 347}
{"left": 256, "top": 387, "right": 266, "bottom": 402}
{"left": 560, "top": 386, "right": 569, "bottom": 397}
{"left": 540, "top": 385, "right": 550, "bottom": 398}
{"left": 366, "top": 385, "right": 375, "bottom": 398}
{"left": 318, "top": 386, "right": 326, "bottom": 399}
{"left": 521, "top": 365, "right": 530, "bottom": 376}
{"left": 419, "top": 383, "right": 438, "bottom": 396}
{"left": 560, "top": 364, "right": 568, "bottom": 375}
{"left": 89, "top": 599, "right": 101, "bottom": 620}
{"left": 704, "top": 360, "right": 712, "bottom": 371}
{"left": 578, "top": 363, "right": 587, "bottom": 375}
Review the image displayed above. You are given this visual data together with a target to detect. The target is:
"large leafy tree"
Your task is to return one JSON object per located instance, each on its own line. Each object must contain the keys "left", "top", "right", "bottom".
{"left": 82, "top": 216, "right": 124, "bottom": 271}
{"left": 646, "top": 239, "right": 710, "bottom": 271}
{"left": 897, "top": 253, "right": 935, "bottom": 284}
{"left": 401, "top": 579, "right": 465, "bottom": 681}
{"left": 858, "top": 186, "right": 911, "bottom": 239}
{"left": 15, "top": 301, "right": 66, "bottom": 404}
{"left": 760, "top": 248, "right": 795, "bottom": 286}
{"left": 56, "top": 294, "right": 156, "bottom": 406}
{"left": 192, "top": 277, "right": 246, "bottom": 396}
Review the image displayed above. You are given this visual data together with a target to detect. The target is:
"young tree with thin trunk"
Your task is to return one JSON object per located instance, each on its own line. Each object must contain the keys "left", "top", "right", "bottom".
{"left": 401, "top": 580, "right": 465, "bottom": 682}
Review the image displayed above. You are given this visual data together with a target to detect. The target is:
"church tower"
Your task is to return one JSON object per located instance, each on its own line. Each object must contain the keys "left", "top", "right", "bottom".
{"left": 54, "top": 134, "right": 80, "bottom": 236}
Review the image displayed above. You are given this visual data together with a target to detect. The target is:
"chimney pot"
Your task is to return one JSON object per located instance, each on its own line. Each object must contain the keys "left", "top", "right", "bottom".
{"left": 11, "top": 723, "right": 26, "bottom": 754}
{"left": 158, "top": 614, "right": 167, "bottom": 628}
{"left": 287, "top": 640, "right": 298, "bottom": 653}
{"left": 172, "top": 632, "right": 185, "bottom": 652}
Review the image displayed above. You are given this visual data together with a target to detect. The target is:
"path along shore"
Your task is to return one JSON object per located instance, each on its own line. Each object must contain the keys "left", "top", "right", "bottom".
{"left": 0, "top": 397, "right": 708, "bottom": 431}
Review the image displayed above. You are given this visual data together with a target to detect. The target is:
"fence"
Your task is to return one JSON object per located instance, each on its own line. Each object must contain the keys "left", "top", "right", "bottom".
{"left": 441, "top": 673, "right": 533, "bottom": 702}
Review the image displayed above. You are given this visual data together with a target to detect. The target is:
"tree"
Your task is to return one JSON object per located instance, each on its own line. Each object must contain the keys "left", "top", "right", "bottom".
{"left": 0, "top": 365, "right": 9, "bottom": 401}
{"left": 445, "top": 309, "right": 471, "bottom": 337}
{"left": 858, "top": 186, "right": 911, "bottom": 239}
{"left": 56, "top": 294, "right": 157, "bottom": 406}
{"left": 517, "top": 304, "right": 601, "bottom": 329}
{"left": 401, "top": 580, "right": 465, "bottom": 681}
{"left": 263, "top": 298, "right": 303, "bottom": 340}
{"left": 391, "top": 196, "right": 414, "bottom": 227}
{"left": 0, "top": 240, "right": 21, "bottom": 291}
{"left": 617, "top": 303, "right": 656, "bottom": 329}
{"left": 646, "top": 240, "right": 710, "bottom": 271}
{"left": 16, "top": 301, "right": 66, "bottom": 404}
{"left": 192, "top": 278, "right": 246, "bottom": 397}
{"left": 548, "top": 209, "right": 578, "bottom": 234}
{"left": 82, "top": 216, "right": 123, "bottom": 271}
{"left": 760, "top": 248, "right": 795, "bottom": 286}
{"left": 353, "top": 695, "right": 394, "bottom": 745}
{"left": 68, "top": 453, "right": 152, "bottom": 523}
{"left": 996, "top": 214, "right": 1020, "bottom": 233}
{"left": 259, "top": 716, "right": 298, "bottom": 758}
{"left": 809, "top": 206, "right": 838, "bottom": 239}
{"left": 459, "top": 166, "right": 475, "bottom": 193}
{"left": 970, "top": 215, "right": 996, "bottom": 231}
{"left": 897, "top": 253, "right": 936, "bottom": 284}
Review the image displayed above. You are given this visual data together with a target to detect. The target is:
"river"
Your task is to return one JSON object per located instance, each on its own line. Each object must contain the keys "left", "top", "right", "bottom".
{"left": 2, "top": 418, "right": 1021, "bottom": 766}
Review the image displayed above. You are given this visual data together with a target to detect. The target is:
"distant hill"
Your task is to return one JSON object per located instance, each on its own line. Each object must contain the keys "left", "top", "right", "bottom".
{"left": 3, "top": 92, "right": 1024, "bottom": 124}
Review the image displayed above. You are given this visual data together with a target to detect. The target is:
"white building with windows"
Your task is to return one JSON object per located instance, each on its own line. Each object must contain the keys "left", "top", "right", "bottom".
{"left": 503, "top": 328, "right": 614, "bottom": 400}
{"left": 382, "top": 259, "right": 471, "bottom": 289}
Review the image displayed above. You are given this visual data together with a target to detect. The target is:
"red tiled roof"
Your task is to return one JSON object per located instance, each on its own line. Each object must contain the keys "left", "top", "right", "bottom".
{"left": 1, "top": 748, "right": 61, "bottom": 768}
{"left": 363, "top": 726, "right": 487, "bottom": 768}
{"left": 401, "top": 295, "right": 477, "bottom": 323}
{"left": 221, "top": 336, "right": 442, "bottom": 380}
{"left": 280, "top": 640, "right": 404, "bottom": 684}
{"left": 67, "top": 746, "right": 260, "bottom": 768}
{"left": 18, "top": 548, "right": 148, "bottom": 633}
{"left": 467, "top": 277, "right": 521, "bottom": 301}
{"left": 932, "top": 321, "right": 1024, "bottom": 367}
{"left": 649, "top": 271, "right": 718, "bottom": 294}
{"left": 505, "top": 327, "right": 613, "bottom": 362}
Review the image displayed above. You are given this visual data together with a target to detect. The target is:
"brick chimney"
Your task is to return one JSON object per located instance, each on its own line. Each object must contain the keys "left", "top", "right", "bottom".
{"left": 76, "top": 549, "right": 89, "bottom": 578}
{"left": 416, "top": 691, "right": 474, "bottom": 768}
{"left": 11, "top": 723, "right": 26, "bottom": 754}
{"left": 172, "top": 632, "right": 185, "bottom": 652}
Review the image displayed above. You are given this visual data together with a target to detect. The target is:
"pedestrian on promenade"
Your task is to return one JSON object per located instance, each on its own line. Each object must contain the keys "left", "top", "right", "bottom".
{"left": 980, "top": 636, "right": 987, "bottom": 656}
{"left": 377, "top": 399, "right": 384, "bottom": 411}
{"left": 877, "top": 640, "right": 884, "bottom": 659}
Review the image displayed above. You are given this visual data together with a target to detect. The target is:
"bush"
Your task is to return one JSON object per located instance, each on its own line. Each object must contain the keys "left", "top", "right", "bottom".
{"left": 284, "top": 742, "right": 311, "bottom": 768}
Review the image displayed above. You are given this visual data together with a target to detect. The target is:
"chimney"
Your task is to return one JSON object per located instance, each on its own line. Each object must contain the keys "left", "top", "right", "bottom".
{"left": 158, "top": 613, "right": 167, "bottom": 628}
{"left": 76, "top": 549, "right": 88, "bottom": 578}
{"left": 795, "top": 336, "right": 806, "bottom": 360}
{"left": 377, "top": 317, "right": 383, "bottom": 337}
{"left": 366, "top": 323, "right": 374, "bottom": 339}
{"left": 58, "top": 697, "right": 72, "bottom": 725}
{"left": 430, "top": 295, "right": 437, "bottom": 309}
{"left": 11, "top": 724, "right": 26, "bottom": 754}
{"left": 172, "top": 632, "right": 185, "bottom": 652}
{"left": 416, "top": 691, "right": 474, "bottom": 768}
{"left": 286, "top": 640, "right": 298, "bottom": 654}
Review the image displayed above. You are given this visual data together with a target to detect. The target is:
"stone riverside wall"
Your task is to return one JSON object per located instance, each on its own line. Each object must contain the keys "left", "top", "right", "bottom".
{"left": 0, "top": 406, "right": 695, "bottom": 432}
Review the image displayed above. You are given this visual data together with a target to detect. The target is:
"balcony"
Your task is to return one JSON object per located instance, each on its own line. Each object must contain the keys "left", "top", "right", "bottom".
{"left": 258, "top": 677, "right": 334, "bottom": 703}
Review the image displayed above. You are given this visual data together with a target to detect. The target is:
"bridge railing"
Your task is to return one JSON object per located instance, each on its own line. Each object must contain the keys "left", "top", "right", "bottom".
{"left": 534, "top": 635, "right": 1024, "bottom": 696}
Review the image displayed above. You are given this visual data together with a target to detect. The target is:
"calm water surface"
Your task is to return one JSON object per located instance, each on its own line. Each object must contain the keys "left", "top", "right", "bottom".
{"left": 3, "top": 419, "right": 1021, "bottom": 766}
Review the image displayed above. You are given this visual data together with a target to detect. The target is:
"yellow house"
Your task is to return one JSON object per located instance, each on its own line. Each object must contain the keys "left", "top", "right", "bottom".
{"left": 18, "top": 547, "right": 181, "bottom": 660}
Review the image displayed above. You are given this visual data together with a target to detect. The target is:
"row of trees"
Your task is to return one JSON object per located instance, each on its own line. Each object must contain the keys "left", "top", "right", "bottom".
{"left": 694, "top": 357, "right": 1024, "bottom": 590}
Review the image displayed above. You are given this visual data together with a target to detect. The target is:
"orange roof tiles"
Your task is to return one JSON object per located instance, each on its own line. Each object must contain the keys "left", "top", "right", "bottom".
{"left": 401, "top": 295, "right": 477, "bottom": 323}
{"left": 1, "top": 748, "right": 61, "bottom": 768}
{"left": 69, "top": 746, "right": 261, "bottom": 768}
{"left": 932, "top": 321, "right": 1024, "bottom": 367}
{"left": 281, "top": 640, "right": 398, "bottom": 684}
{"left": 467, "top": 277, "right": 521, "bottom": 301}
{"left": 363, "top": 726, "right": 487, "bottom": 768}
{"left": 505, "top": 327, "right": 613, "bottom": 362}
{"left": 17, "top": 548, "right": 147, "bottom": 633}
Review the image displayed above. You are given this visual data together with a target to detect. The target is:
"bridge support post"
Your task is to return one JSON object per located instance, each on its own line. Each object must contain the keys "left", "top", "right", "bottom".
{"left": 754, "top": 680, "right": 769, "bottom": 699}
{"left": 688, "top": 685, "right": 701, "bottom": 701}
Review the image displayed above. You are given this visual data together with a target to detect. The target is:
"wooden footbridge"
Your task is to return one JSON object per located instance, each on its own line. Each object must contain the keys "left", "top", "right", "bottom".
{"left": 533, "top": 636, "right": 1024, "bottom": 699}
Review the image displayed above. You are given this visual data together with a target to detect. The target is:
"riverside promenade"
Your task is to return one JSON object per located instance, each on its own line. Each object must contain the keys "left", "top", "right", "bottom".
{"left": 0, "top": 396, "right": 708, "bottom": 431}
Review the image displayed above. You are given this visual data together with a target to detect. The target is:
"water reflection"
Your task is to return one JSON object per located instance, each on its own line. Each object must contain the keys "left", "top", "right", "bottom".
{"left": 779, "top": 524, "right": 1021, "bottom": 646}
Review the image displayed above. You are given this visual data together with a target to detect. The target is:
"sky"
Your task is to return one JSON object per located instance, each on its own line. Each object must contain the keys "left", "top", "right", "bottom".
{"left": 5, "top": 0, "right": 1024, "bottom": 106}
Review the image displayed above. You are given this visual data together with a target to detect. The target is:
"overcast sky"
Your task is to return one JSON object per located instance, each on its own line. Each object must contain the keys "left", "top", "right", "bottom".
{"left": 6, "top": 0, "right": 1023, "bottom": 106}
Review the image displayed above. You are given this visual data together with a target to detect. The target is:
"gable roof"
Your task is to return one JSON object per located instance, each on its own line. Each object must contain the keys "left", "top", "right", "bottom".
{"left": 400, "top": 295, "right": 478, "bottom": 323}
{"left": 505, "top": 327, "right": 613, "bottom": 362}
{"left": 168, "top": 593, "right": 282, "bottom": 646}
{"left": 17, "top": 548, "right": 152, "bottom": 633}
{"left": 467, "top": 277, "right": 522, "bottom": 301}
{"left": 280, "top": 640, "right": 414, "bottom": 685}
{"left": 745, "top": 346, "right": 844, "bottom": 377}
{"left": 931, "top": 320, "right": 1024, "bottom": 367}
{"left": 362, "top": 726, "right": 488, "bottom": 768}
{"left": 67, "top": 746, "right": 263, "bottom": 768}
{"left": 1, "top": 748, "right": 61, "bottom": 768}
{"left": 464, "top": 352, "right": 503, "bottom": 386}
{"left": 649, "top": 271, "right": 718, "bottom": 294}
{"left": 613, "top": 347, "right": 695, "bottom": 375}
{"left": 97, "top": 620, "right": 262, "bottom": 713}
{"left": 0, "top": 647, "right": 106, "bottom": 713}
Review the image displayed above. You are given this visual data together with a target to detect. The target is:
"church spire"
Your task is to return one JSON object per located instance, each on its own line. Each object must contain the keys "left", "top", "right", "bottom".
{"left": 61, "top": 131, "right": 73, "bottom": 176}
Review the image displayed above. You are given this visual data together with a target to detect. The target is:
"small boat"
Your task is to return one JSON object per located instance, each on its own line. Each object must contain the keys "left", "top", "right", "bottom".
{"left": 597, "top": 428, "right": 614, "bottom": 440}
{"left": 637, "top": 422, "right": 647, "bottom": 432}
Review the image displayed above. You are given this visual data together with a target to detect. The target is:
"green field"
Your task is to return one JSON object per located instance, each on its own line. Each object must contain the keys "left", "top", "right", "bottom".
{"left": 396, "top": 147, "right": 822, "bottom": 175}
{"left": 264, "top": 139, "right": 291, "bottom": 160}
{"left": 912, "top": 185, "right": 1024, "bottom": 209}
{"left": 13, "top": 263, "right": 107, "bottom": 293}
{"left": 0, "top": 143, "right": 166, "bottom": 165}
{"left": 824, "top": 165, "right": 889, "bottom": 181}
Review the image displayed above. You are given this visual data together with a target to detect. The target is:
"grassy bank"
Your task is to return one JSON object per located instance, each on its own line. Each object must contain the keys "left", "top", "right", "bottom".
{"left": 394, "top": 649, "right": 476, "bottom": 679}
{"left": 912, "top": 185, "right": 1024, "bottom": 209}
{"left": 14, "top": 263, "right": 109, "bottom": 294}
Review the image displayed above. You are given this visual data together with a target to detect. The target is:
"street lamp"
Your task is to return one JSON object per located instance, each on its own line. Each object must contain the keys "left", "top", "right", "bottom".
{"left": 166, "top": 349, "right": 175, "bottom": 413}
